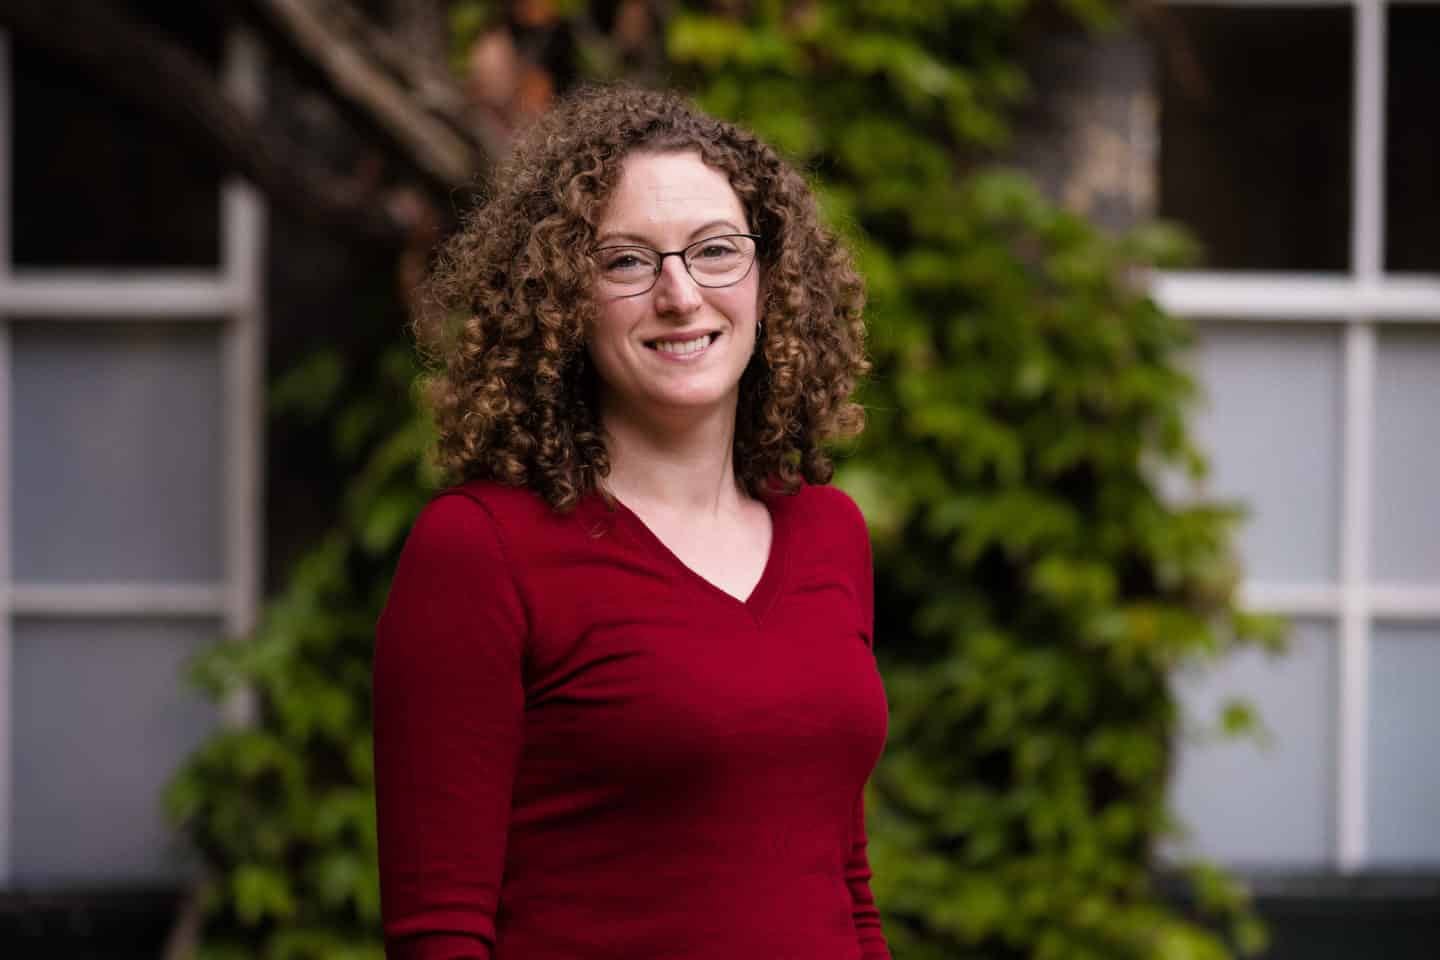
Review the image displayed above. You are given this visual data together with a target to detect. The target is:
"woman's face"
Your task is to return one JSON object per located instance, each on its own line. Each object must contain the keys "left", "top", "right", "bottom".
{"left": 586, "top": 149, "right": 761, "bottom": 427}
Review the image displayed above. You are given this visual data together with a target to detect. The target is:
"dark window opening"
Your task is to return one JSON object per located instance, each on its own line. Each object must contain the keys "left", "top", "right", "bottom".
{"left": 1157, "top": 8, "right": 1353, "bottom": 272}
{"left": 1386, "top": 6, "right": 1440, "bottom": 274}
{"left": 10, "top": 3, "right": 225, "bottom": 268}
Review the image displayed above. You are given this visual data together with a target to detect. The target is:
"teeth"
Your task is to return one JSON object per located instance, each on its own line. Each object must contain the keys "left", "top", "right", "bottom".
{"left": 654, "top": 335, "right": 712, "bottom": 355}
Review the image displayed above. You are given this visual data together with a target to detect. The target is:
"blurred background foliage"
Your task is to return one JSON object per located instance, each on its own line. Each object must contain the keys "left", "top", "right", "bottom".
{"left": 166, "top": 1, "right": 1283, "bottom": 957}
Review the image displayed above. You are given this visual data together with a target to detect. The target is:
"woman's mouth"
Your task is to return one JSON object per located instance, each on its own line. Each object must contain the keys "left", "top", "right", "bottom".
{"left": 645, "top": 333, "right": 719, "bottom": 359}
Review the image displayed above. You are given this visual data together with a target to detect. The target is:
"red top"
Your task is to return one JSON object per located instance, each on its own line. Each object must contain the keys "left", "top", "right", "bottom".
{"left": 373, "top": 479, "right": 891, "bottom": 959}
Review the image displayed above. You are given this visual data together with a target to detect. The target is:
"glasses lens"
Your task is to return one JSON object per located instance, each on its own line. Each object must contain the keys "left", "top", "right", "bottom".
{"left": 685, "top": 235, "right": 755, "bottom": 286}
{"left": 596, "top": 246, "right": 661, "bottom": 288}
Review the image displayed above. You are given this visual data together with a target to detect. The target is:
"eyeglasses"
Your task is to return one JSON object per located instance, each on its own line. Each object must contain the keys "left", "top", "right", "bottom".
{"left": 592, "top": 233, "right": 761, "bottom": 297}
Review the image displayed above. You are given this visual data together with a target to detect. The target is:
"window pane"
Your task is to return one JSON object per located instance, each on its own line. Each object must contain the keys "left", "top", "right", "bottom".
{"left": 1157, "top": 8, "right": 1351, "bottom": 271}
{"left": 1386, "top": 7, "right": 1440, "bottom": 273}
{"left": 1168, "top": 619, "right": 1336, "bottom": 867}
{"left": 10, "top": 618, "right": 221, "bottom": 887}
{"left": 1190, "top": 323, "right": 1342, "bottom": 584}
{"left": 10, "top": 5, "right": 223, "bottom": 268}
{"left": 12, "top": 321, "right": 224, "bottom": 582}
{"left": 1372, "top": 328, "right": 1440, "bottom": 583}
{"left": 1368, "top": 622, "right": 1440, "bottom": 866}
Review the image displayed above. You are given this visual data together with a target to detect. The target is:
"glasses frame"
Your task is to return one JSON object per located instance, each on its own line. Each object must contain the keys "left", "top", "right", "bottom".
{"left": 592, "top": 233, "right": 763, "bottom": 298}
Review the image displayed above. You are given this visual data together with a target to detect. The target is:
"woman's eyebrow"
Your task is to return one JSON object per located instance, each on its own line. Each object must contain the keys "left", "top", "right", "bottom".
{"left": 687, "top": 219, "right": 746, "bottom": 240}
{"left": 594, "top": 230, "right": 651, "bottom": 246}
{"left": 595, "top": 220, "right": 747, "bottom": 247}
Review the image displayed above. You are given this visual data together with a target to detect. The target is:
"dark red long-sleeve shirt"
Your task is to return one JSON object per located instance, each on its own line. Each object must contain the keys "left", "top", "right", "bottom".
{"left": 373, "top": 479, "right": 891, "bottom": 959}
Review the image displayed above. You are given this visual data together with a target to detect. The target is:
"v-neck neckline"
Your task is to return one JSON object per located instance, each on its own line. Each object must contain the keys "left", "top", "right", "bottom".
{"left": 608, "top": 489, "right": 788, "bottom": 623}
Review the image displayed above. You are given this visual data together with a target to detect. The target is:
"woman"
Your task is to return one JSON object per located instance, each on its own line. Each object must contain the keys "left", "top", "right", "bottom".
{"left": 374, "top": 84, "right": 890, "bottom": 960}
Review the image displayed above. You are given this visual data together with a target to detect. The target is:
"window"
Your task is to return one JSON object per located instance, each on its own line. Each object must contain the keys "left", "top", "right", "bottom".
{"left": 1155, "top": 0, "right": 1440, "bottom": 873}
{"left": 0, "top": 21, "right": 264, "bottom": 887}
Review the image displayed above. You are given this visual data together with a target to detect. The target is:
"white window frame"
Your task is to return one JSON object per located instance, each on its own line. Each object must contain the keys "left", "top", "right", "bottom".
{"left": 1153, "top": 0, "right": 1440, "bottom": 872}
{"left": 0, "top": 28, "right": 266, "bottom": 885}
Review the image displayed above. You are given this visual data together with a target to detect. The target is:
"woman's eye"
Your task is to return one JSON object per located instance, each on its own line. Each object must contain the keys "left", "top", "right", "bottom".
{"left": 603, "top": 253, "right": 650, "bottom": 272}
{"left": 696, "top": 243, "right": 737, "bottom": 259}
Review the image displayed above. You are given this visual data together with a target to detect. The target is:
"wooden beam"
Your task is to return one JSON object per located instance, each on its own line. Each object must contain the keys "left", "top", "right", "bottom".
{"left": 248, "top": 0, "right": 497, "bottom": 186}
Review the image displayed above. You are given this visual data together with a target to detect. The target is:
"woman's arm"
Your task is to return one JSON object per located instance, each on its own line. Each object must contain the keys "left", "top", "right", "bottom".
{"left": 373, "top": 493, "right": 528, "bottom": 959}
{"left": 846, "top": 787, "right": 891, "bottom": 959}
{"left": 845, "top": 490, "right": 892, "bottom": 959}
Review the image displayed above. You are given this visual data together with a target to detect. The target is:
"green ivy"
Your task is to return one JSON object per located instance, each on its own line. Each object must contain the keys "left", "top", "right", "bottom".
{"left": 170, "top": 2, "right": 1281, "bottom": 956}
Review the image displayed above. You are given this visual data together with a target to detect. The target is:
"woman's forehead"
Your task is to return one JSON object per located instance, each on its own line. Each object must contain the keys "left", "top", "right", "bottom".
{"left": 598, "top": 150, "right": 746, "bottom": 238}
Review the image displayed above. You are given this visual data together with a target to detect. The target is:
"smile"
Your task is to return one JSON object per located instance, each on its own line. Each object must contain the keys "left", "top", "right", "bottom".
{"left": 645, "top": 333, "right": 719, "bottom": 359}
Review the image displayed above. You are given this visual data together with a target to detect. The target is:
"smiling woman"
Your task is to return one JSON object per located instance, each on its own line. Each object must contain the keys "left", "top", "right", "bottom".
{"left": 376, "top": 85, "right": 889, "bottom": 960}
{"left": 415, "top": 84, "right": 868, "bottom": 511}
{"left": 586, "top": 151, "right": 762, "bottom": 424}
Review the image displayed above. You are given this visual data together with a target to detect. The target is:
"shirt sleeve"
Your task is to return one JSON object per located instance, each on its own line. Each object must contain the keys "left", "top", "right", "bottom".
{"left": 846, "top": 498, "right": 892, "bottom": 959}
{"left": 846, "top": 788, "right": 892, "bottom": 959}
{"left": 373, "top": 492, "right": 528, "bottom": 960}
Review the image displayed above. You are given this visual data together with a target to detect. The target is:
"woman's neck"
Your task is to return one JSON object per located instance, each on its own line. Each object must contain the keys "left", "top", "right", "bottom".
{"left": 598, "top": 398, "right": 748, "bottom": 517}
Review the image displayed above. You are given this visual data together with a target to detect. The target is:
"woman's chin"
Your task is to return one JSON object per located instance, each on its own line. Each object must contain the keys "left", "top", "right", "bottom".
{"left": 632, "top": 381, "right": 741, "bottom": 419}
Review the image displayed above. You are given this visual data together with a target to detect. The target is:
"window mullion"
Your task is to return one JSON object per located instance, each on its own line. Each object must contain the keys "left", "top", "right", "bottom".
{"left": 1338, "top": 321, "right": 1376, "bottom": 871}
{"left": 219, "top": 28, "right": 265, "bottom": 730}
{"left": 1353, "top": 0, "right": 1387, "bottom": 281}
{"left": 1333, "top": 0, "right": 1388, "bottom": 873}
{"left": 0, "top": 27, "right": 14, "bottom": 888}
{"left": 1150, "top": 271, "right": 1440, "bottom": 320}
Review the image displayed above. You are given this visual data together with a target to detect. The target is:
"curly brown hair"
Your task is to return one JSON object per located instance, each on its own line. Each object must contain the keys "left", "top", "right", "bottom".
{"left": 417, "top": 83, "right": 869, "bottom": 513}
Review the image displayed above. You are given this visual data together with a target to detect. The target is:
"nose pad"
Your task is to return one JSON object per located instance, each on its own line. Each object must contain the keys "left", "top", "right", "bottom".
{"left": 652, "top": 258, "right": 702, "bottom": 313}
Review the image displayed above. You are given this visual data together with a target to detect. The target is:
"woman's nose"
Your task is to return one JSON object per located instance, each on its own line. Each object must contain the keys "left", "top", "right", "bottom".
{"left": 652, "top": 257, "right": 703, "bottom": 314}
